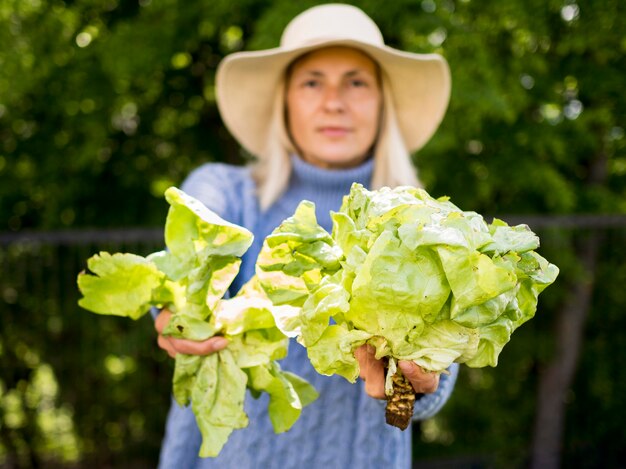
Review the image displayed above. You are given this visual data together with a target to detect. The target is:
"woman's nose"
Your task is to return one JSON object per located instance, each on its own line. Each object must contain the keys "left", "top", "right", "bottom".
{"left": 322, "top": 86, "right": 346, "bottom": 113}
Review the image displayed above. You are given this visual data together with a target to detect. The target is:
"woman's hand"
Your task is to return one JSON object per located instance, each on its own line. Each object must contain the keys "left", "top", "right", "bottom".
{"left": 354, "top": 344, "right": 440, "bottom": 399}
{"left": 155, "top": 309, "right": 229, "bottom": 358}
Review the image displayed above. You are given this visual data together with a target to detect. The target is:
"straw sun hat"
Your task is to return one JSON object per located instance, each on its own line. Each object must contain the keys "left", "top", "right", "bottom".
{"left": 216, "top": 3, "right": 451, "bottom": 157}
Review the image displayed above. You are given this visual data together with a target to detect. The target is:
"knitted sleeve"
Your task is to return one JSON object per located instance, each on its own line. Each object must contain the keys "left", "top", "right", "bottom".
{"left": 412, "top": 363, "right": 459, "bottom": 421}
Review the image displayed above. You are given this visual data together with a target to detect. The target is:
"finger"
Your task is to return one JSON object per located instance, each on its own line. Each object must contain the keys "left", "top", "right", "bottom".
{"left": 398, "top": 361, "right": 440, "bottom": 394}
{"left": 157, "top": 335, "right": 177, "bottom": 358}
{"left": 168, "top": 336, "right": 229, "bottom": 356}
{"left": 354, "top": 345, "right": 368, "bottom": 379}
{"left": 154, "top": 309, "right": 172, "bottom": 333}
{"left": 355, "top": 345, "right": 386, "bottom": 399}
{"left": 355, "top": 344, "right": 379, "bottom": 379}
{"left": 364, "top": 370, "right": 386, "bottom": 399}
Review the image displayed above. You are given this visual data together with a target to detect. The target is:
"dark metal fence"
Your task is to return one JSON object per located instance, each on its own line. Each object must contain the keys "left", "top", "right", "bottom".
{"left": 2, "top": 213, "right": 626, "bottom": 247}
{"left": 0, "top": 233, "right": 169, "bottom": 469}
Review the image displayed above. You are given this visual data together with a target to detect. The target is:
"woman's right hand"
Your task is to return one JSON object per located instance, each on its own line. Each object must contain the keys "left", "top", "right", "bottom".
{"left": 155, "top": 309, "right": 229, "bottom": 358}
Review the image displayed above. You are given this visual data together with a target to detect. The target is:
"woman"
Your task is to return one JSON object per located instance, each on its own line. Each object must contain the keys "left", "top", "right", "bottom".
{"left": 155, "top": 4, "right": 458, "bottom": 468}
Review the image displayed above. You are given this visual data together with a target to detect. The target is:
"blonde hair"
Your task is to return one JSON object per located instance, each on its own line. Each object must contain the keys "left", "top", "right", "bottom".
{"left": 252, "top": 65, "right": 420, "bottom": 210}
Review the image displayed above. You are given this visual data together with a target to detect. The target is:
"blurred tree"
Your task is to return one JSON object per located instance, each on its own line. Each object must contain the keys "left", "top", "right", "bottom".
{"left": 1, "top": 0, "right": 623, "bottom": 227}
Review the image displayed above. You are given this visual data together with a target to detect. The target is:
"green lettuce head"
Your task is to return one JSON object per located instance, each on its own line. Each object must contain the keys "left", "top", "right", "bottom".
{"left": 257, "top": 183, "right": 559, "bottom": 380}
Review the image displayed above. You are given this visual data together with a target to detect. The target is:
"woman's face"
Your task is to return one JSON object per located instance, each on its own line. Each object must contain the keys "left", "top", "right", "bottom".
{"left": 286, "top": 46, "right": 382, "bottom": 169}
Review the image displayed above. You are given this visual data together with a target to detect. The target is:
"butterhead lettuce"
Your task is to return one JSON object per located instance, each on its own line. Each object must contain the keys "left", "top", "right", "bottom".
{"left": 77, "top": 187, "right": 317, "bottom": 457}
{"left": 257, "top": 183, "right": 559, "bottom": 385}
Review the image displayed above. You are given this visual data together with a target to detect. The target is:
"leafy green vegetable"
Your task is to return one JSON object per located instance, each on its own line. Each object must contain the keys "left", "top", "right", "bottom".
{"left": 77, "top": 187, "right": 317, "bottom": 457}
{"left": 77, "top": 252, "right": 167, "bottom": 320}
{"left": 257, "top": 183, "right": 559, "bottom": 384}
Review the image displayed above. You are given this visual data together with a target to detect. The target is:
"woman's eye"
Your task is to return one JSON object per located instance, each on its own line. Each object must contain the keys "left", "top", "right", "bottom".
{"left": 350, "top": 79, "right": 367, "bottom": 88}
{"left": 303, "top": 80, "right": 320, "bottom": 88}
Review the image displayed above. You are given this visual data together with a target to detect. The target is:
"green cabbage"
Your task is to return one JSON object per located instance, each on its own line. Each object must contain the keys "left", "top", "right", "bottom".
{"left": 257, "top": 183, "right": 559, "bottom": 383}
{"left": 77, "top": 187, "right": 317, "bottom": 457}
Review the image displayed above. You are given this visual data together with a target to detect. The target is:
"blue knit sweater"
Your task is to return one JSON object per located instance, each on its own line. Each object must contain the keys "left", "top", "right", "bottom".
{"left": 157, "top": 155, "right": 458, "bottom": 469}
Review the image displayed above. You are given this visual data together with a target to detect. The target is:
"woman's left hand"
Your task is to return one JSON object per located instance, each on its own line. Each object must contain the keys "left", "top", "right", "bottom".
{"left": 354, "top": 344, "right": 440, "bottom": 399}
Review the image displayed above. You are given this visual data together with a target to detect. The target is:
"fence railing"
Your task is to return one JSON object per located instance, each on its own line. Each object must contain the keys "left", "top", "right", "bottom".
{"left": 2, "top": 213, "right": 626, "bottom": 247}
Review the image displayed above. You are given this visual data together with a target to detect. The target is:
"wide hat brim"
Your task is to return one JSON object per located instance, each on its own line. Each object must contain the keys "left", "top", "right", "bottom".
{"left": 216, "top": 36, "right": 451, "bottom": 157}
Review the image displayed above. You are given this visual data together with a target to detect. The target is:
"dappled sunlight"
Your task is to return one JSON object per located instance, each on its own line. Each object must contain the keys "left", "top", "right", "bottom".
{"left": 28, "top": 365, "right": 81, "bottom": 463}
{"left": 421, "top": 417, "right": 455, "bottom": 445}
{"left": 561, "top": 3, "right": 580, "bottom": 22}
{"left": 465, "top": 367, "right": 495, "bottom": 391}
{"left": 536, "top": 74, "right": 584, "bottom": 125}
{"left": 104, "top": 354, "right": 137, "bottom": 380}
{"left": 221, "top": 25, "right": 243, "bottom": 52}
{"left": 0, "top": 343, "right": 81, "bottom": 466}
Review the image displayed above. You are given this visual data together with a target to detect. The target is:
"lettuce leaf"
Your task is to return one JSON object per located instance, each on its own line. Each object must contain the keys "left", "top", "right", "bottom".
{"left": 192, "top": 350, "right": 249, "bottom": 457}
{"left": 77, "top": 252, "right": 167, "bottom": 320}
{"left": 256, "top": 201, "right": 342, "bottom": 307}
{"left": 246, "top": 361, "right": 319, "bottom": 434}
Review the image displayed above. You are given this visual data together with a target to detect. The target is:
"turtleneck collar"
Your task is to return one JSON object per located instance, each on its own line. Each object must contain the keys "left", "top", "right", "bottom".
{"left": 289, "top": 154, "right": 374, "bottom": 190}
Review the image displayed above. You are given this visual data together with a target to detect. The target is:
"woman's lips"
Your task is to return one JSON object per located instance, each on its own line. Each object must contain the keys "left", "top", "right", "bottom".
{"left": 318, "top": 127, "right": 352, "bottom": 138}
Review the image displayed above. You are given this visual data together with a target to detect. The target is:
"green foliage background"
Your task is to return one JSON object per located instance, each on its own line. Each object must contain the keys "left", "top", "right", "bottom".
{"left": 1, "top": 0, "right": 625, "bottom": 467}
